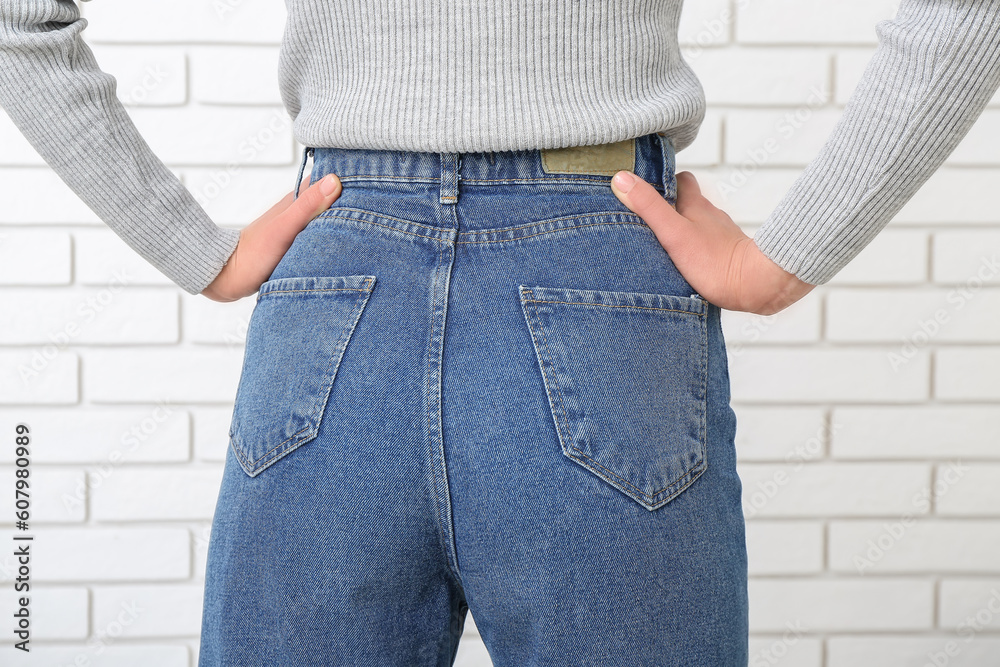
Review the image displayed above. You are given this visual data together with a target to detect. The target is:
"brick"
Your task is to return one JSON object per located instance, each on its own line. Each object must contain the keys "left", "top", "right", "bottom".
{"left": 677, "top": 111, "right": 722, "bottom": 167}
{"left": 737, "top": 0, "right": 898, "bottom": 45}
{"left": 181, "top": 166, "right": 299, "bottom": 225}
{"left": 193, "top": 521, "right": 214, "bottom": 579}
{"left": 939, "top": 579, "right": 1000, "bottom": 631}
{"left": 826, "top": 229, "right": 928, "bottom": 285}
{"left": 746, "top": 521, "right": 824, "bottom": 575}
{"left": 0, "top": 350, "right": 78, "bottom": 404}
{"left": 0, "top": 467, "right": 85, "bottom": 523}
{"left": 685, "top": 48, "right": 830, "bottom": 106}
{"left": 0, "top": 586, "right": 87, "bottom": 640}
{"left": 189, "top": 46, "right": 282, "bottom": 104}
{"left": 935, "top": 464, "right": 1000, "bottom": 516}
{"left": 92, "top": 467, "right": 224, "bottom": 521}
{"left": 732, "top": 406, "right": 828, "bottom": 461}
{"left": 721, "top": 294, "right": 820, "bottom": 347}
{"left": 947, "top": 111, "right": 1000, "bottom": 166}
{"left": 0, "top": 288, "right": 178, "bottom": 344}
{"left": 677, "top": 0, "right": 731, "bottom": 48}
{"left": 88, "top": 45, "right": 187, "bottom": 106}
{"left": 129, "top": 106, "right": 294, "bottom": 166}
{"left": 4, "top": 646, "right": 188, "bottom": 666}
{"left": 826, "top": 288, "right": 1000, "bottom": 343}
{"left": 828, "top": 636, "right": 1000, "bottom": 667}
{"left": 728, "top": 348, "right": 930, "bottom": 403}
{"left": 465, "top": 612, "right": 481, "bottom": 637}
{"left": 725, "top": 109, "right": 842, "bottom": 167}
{"left": 93, "top": 584, "right": 205, "bottom": 638}
{"left": 831, "top": 406, "right": 1000, "bottom": 460}
{"left": 83, "top": 0, "right": 286, "bottom": 44}
{"left": 936, "top": 349, "right": 1000, "bottom": 401}
{"left": 932, "top": 231, "right": 1000, "bottom": 285}
{"left": 829, "top": 520, "right": 1000, "bottom": 574}
{"left": 0, "top": 231, "right": 72, "bottom": 285}
{"left": 748, "top": 578, "right": 933, "bottom": 632}
{"left": 75, "top": 229, "right": 178, "bottom": 287}
{"left": 454, "top": 635, "right": 492, "bottom": 667}
{"left": 748, "top": 637, "right": 822, "bottom": 667}
{"left": 691, "top": 167, "right": 802, "bottom": 223}
{"left": 0, "top": 109, "right": 46, "bottom": 165}
{"left": 0, "top": 168, "right": 101, "bottom": 224}
{"left": 895, "top": 169, "right": 1000, "bottom": 224}
{"left": 83, "top": 349, "right": 243, "bottom": 403}
{"left": 181, "top": 290, "right": 256, "bottom": 346}
{"left": 740, "top": 462, "right": 929, "bottom": 519}
{"left": 0, "top": 407, "right": 189, "bottom": 464}
{"left": 835, "top": 48, "right": 877, "bottom": 104}
{"left": 192, "top": 408, "right": 235, "bottom": 462}
{"left": 35, "top": 529, "right": 190, "bottom": 581}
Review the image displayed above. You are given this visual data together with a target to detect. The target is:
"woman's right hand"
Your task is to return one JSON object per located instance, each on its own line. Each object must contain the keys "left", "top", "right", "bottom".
{"left": 200, "top": 173, "right": 342, "bottom": 302}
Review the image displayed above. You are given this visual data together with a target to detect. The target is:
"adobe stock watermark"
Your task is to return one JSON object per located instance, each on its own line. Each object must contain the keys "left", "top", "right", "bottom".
{"left": 17, "top": 270, "right": 133, "bottom": 388}
{"left": 716, "top": 84, "right": 830, "bottom": 201}
{"left": 53, "top": 600, "right": 144, "bottom": 667}
{"left": 683, "top": 0, "right": 759, "bottom": 62}
{"left": 923, "top": 587, "right": 1000, "bottom": 667}
{"left": 888, "top": 254, "right": 1000, "bottom": 371}
{"left": 120, "top": 64, "right": 172, "bottom": 106}
{"left": 744, "top": 419, "right": 842, "bottom": 519}
{"left": 192, "top": 110, "right": 292, "bottom": 208}
{"left": 750, "top": 620, "right": 808, "bottom": 667}
{"left": 61, "top": 400, "right": 177, "bottom": 514}
{"left": 853, "top": 460, "right": 969, "bottom": 574}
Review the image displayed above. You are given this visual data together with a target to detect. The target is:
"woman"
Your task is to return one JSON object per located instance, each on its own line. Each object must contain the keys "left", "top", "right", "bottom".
{"left": 2, "top": 1, "right": 999, "bottom": 665}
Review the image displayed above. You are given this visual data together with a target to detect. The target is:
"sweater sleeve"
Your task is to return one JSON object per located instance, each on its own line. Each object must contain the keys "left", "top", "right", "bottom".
{"left": 0, "top": 0, "right": 241, "bottom": 295}
{"left": 753, "top": 0, "right": 1000, "bottom": 285}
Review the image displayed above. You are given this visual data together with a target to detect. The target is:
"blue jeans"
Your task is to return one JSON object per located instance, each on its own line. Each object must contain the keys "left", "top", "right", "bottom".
{"left": 199, "top": 133, "right": 748, "bottom": 666}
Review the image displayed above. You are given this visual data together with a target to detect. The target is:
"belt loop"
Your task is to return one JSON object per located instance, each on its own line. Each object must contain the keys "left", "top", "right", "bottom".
{"left": 656, "top": 133, "right": 677, "bottom": 207}
{"left": 439, "top": 152, "right": 460, "bottom": 205}
{"left": 294, "top": 146, "right": 314, "bottom": 200}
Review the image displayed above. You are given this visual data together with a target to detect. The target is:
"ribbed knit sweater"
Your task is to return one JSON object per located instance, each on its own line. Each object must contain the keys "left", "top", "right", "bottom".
{"left": 1, "top": 1, "right": 999, "bottom": 295}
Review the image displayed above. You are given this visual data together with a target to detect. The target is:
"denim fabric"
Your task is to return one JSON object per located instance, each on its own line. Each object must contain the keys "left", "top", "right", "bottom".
{"left": 200, "top": 132, "right": 748, "bottom": 666}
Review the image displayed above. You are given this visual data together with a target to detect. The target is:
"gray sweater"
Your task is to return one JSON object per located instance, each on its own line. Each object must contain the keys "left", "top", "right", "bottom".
{"left": 1, "top": 0, "right": 999, "bottom": 295}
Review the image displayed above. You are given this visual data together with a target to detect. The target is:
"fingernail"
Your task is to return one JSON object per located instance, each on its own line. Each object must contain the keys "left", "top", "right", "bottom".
{"left": 320, "top": 174, "right": 339, "bottom": 196}
{"left": 613, "top": 171, "right": 637, "bottom": 193}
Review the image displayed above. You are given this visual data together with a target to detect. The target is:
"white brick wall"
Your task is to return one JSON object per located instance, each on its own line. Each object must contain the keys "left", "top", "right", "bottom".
{"left": 1, "top": 2, "right": 998, "bottom": 665}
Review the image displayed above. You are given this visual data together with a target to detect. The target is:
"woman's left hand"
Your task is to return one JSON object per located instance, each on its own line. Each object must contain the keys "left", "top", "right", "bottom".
{"left": 610, "top": 170, "right": 815, "bottom": 315}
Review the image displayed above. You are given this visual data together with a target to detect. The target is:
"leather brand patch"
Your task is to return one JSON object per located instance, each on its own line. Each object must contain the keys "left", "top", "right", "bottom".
{"left": 540, "top": 138, "right": 636, "bottom": 176}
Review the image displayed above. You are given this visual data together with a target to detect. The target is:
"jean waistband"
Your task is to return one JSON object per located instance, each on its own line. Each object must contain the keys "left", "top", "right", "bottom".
{"left": 296, "top": 132, "right": 677, "bottom": 206}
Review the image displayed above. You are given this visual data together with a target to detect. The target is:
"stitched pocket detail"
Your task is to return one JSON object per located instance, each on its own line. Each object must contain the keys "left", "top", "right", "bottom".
{"left": 518, "top": 285, "right": 708, "bottom": 510}
{"left": 228, "top": 275, "right": 376, "bottom": 477}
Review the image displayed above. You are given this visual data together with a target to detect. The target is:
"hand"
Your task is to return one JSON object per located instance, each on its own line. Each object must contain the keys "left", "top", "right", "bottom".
{"left": 200, "top": 173, "right": 342, "bottom": 302}
{"left": 610, "top": 170, "right": 814, "bottom": 315}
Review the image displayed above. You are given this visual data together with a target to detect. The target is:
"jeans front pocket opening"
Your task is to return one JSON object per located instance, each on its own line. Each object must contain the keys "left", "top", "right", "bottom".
{"left": 518, "top": 284, "right": 708, "bottom": 511}
{"left": 228, "top": 275, "right": 377, "bottom": 477}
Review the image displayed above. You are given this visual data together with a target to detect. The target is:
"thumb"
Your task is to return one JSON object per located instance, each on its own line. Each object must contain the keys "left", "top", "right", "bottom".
{"left": 610, "top": 170, "right": 692, "bottom": 249}
{"left": 287, "top": 173, "right": 342, "bottom": 222}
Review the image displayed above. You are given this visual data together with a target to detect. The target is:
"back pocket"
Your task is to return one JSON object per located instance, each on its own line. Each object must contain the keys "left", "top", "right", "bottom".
{"left": 518, "top": 284, "right": 708, "bottom": 510}
{"left": 228, "top": 275, "right": 376, "bottom": 477}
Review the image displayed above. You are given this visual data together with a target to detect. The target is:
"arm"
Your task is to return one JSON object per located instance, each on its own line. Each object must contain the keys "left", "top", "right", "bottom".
{"left": 0, "top": 0, "right": 240, "bottom": 295}
{"left": 754, "top": 0, "right": 1000, "bottom": 285}
{"left": 611, "top": 0, "right": 1000, "bottom": 314}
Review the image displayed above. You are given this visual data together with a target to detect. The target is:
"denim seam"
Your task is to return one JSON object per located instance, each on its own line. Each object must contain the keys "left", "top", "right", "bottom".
{"left": 456, "top": 221, "right": 651, "bottom": 245}
{"left": 520, "top": 287, "right": 707, "bottom": 507}
{"left": 426, "top": 236, "right": 463, "bottom": 583}
{"left": 230, "top": 278, "right": 375, "bottom": 474}
{"left": 521, "top": 298, "right": 704, "bottom": 316}
{"left": 325, "top": 174, "right": 663, "bottom": 188}
{"left": 314, "top": 212, "right": 652, "bottom": 244}
{"left": 317, "top": 208, "right": 645, "bottom": 237}
{"left": 257, "top": 286, "right": 372, "bottom": 299}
